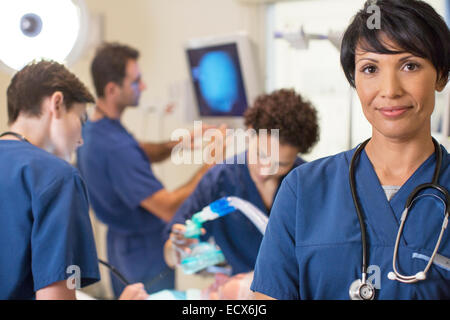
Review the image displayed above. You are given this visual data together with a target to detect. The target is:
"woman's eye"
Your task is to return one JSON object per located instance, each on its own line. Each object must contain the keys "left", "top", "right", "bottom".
{"left": 403, "top": 62, "right": 420, "bottom": 71}
{"left": 362, "top": 65, "right": 377, "bottom": 74}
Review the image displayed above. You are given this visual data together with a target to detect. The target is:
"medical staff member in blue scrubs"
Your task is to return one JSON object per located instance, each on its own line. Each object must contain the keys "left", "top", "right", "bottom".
{"left": 0, "top": 61, "right": 148, "bottom": 300}
{"left": 164, "top": 89, "right": 319, "bottom": 276}
{"left": 77, "top": 43, "right": 220, "bottom": 297}
{"left": 0, "top": 61, "right": 98, "bottom": 299}
{"left": 251, "top": 0, "right": 450, "bottom": 300}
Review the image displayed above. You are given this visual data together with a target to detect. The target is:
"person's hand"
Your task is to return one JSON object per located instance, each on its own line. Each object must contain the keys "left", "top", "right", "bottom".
{"left": 169, "top": 224, "right": 205, "bottom": 264}
{"left": 118, "top": 283, "right": 149, "bottom": 300}
{"left": 182, "top": 123, "right": 217, "bottom": 150}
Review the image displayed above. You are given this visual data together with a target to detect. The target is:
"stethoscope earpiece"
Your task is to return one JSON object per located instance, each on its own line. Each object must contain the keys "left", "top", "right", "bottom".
{"left": 387, "top": 272, "right": 396, "bottom": 281}
{"left": 416, "top": 272, "right": 426, "bottom": 281}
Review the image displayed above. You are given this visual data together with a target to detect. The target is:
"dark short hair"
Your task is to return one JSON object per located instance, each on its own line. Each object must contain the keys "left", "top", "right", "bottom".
{"left": 341, "top": 0, "right": 450, "bottom": 87}
{"left": 244, "top": 89, "right": 319, "bottom": 153}
{"left": 91, "top": 42, "right": 139, "bottom": 97}
{"left": 7, "top": 60, "right": 95, "bottom": 125}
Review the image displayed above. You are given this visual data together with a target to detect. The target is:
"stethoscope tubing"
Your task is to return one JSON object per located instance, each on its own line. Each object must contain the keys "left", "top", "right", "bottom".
{"left": 350, "top": 138, "right": 448, "bottom": 288}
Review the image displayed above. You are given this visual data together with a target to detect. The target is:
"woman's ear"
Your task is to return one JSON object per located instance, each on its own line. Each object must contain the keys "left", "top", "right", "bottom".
{"left": 49, "top": 91, "right": 65, "bottom": 119}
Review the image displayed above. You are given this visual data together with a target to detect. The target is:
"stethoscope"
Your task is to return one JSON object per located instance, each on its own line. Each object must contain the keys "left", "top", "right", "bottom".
{"left": 98, "top": 259, "right": 173, "bottom": 291}
{"left": 0, "top": 131, "right": 30, "bottom": 143}
{"left": 348, "top": 138, "right": 449, "bottom": 300}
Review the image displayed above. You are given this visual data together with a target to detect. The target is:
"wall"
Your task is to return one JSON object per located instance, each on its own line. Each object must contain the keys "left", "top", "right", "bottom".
{"left": 0, "top": 0, "right": 267, "bottom": 188}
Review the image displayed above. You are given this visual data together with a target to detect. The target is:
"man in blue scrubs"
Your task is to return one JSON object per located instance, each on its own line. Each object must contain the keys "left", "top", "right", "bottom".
{"left": 0, "top": 61, "right": 100, "bottom": 299}
{"left": 0, "top": 61, "right": 149, "bottom": 300}
{"left": 77, "top": 43, "right": 218, "bottom": 296}
{"left": 163, "top": 89, "right": 319, "bottom": 277}
{"left": 251, "top": 0, "right": 450, "bottom": 300}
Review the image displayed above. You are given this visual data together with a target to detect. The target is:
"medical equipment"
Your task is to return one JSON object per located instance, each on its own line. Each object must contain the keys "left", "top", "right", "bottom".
{"left": 179, "top": 242, "right": 226, "bottom": 275}
{"left": 0, "top": 132, "right": 30, "bottom": 143}
{"left": 184, "top": 33, "right": 262, "bottom": 127}
{"left": 98, "top": 259, "right": 130, "bottom": 286}
{"left": 274, "top": 27, "right": 343, "bottom": 51}
{"left": 181, "top": 196, "right": 268, "bottom": 274}
{"left": 0, "top": 0, "right": 91, "bottom": 73}
{"left": 98, "top": 259, "right": 173, "bottom": 291}
{"left": 349, "top": 138, "right": 449, "bottom": 300}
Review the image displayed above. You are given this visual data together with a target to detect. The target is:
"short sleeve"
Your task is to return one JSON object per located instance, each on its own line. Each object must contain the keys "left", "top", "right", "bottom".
{"left": 31, "top": 169, "right": 100, "bottom": 292}
{"left": 164, "top": 169, "right": 218, "bottom": 240}
{"left": 107, "top": 145, "right": 164, "bottom": 210}
{"left": 250, "top": 172, "right": 299, "bottom": 300}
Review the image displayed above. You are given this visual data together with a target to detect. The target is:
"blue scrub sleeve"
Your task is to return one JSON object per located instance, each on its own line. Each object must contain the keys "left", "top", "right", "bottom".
{"left": 250, "top": 173, "right": 300, "bottom": 300}
{"left": 31, "top": 169, "right": 100, "bottom": 292}
{"left": 107, "top": 145, "right": 164, "bottom": 210}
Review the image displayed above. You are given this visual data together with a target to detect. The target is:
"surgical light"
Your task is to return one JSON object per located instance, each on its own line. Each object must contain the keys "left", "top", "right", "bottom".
{"left": 0, "top": 0, "right": 88, "bottom": 72}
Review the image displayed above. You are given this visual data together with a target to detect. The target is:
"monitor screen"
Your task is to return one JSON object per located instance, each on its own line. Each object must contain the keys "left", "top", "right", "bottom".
{"left": 187, "top": 43, "right": 249, "bottom": 117}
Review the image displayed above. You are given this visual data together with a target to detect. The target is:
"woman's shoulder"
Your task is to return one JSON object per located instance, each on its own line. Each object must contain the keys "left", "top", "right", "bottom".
{"left": 286, "top": 149, "right": 354, "bottom": 184}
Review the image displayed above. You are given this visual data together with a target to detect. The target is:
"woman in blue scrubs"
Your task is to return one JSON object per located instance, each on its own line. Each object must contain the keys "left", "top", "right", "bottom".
{"left": 251, "top": 0, "right": 450, "bottom": 300}
{"left": 0, "top": 61, "right": 148, "bottom": 300}
{"left": 163, "top": 89, "right": 319, "bottom": 276}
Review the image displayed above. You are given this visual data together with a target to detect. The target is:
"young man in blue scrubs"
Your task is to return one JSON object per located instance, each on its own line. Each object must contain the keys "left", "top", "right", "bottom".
{"left": 163, "top": 89, "right": 319, "bottom": 278}
{"left": 77, "top": 43, "right": 219, "bottom": 297}
{"left": 251, "top": 0, "right": 450, "bottom": 300}
{"left": 0, "top": 61, "right": 146, "bottom": 300}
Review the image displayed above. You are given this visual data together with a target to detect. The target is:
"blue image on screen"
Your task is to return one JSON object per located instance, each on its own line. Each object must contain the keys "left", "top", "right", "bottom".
{"left": 187, "top": 43, "right": 248, "bottom": 117}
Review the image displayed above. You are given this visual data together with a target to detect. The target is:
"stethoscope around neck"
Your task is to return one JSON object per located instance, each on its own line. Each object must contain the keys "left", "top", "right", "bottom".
{"left": 0, "top": 131, "right": 30, "bottom": 143}
{"left": 348, "top": 138, "right": 449, "bottom": 300}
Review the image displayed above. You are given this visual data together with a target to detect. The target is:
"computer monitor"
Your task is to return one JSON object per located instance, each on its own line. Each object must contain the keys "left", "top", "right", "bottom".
{"left": 185, "top": 34, "right": 262, "bottom": 120}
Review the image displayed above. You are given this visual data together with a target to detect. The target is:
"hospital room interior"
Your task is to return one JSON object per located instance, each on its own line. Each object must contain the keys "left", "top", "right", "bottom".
{"left": 0, "top": 0, "right": 449, "bottom": 301}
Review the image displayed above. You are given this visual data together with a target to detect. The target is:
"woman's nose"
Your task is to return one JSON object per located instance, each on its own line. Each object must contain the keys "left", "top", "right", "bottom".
{"left": 379, "top": 70, "right": 404, "bottom": 99}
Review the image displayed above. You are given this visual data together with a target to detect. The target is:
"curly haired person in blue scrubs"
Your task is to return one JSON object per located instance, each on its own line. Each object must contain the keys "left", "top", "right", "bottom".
{"left": 164, "top": 89, "right": 319, "bottom": 278}
{"left": 251, "top": 0, "right": 450, "bottom": 300}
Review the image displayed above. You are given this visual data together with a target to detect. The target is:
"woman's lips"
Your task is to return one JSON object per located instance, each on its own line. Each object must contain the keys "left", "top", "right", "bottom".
{"left": 378, "top": 106, "right": 412, "bottom": 118}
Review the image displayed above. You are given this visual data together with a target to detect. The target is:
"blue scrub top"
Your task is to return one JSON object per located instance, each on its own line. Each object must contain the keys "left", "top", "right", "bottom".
{"left": 77, "top": 118, "right": 165, "bottom": 234}
{"left": 77, "top": 118, "right": 173, "bottom": 295}
{"left": 251, "top": 145, "right": 450, "bottom": 299}
{"left": 166, "top": 152, "right": 305, "bottom": 275}
{"left": 0, "top": 141, "right": 100, "bottom": 299}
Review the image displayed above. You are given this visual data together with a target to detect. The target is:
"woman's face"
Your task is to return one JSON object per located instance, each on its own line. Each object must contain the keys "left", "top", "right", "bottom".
{"left": 354, "top": 37, "right": 446, "bottom": 141}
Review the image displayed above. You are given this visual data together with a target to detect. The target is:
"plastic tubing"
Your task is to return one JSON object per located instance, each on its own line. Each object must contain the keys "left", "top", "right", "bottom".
{"left": 225, "top": 196, "right": 268, "bottom": 235}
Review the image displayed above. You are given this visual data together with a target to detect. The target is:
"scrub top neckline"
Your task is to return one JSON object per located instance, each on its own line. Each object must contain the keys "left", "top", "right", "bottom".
{"left": 362, "top": 147, "right": 437, "bottom": 202}
{"left": 355, "top": 148, "right": 437, "bottom": 245}
{"left": 87, "top": 117, "right": 121, "bottom": 125}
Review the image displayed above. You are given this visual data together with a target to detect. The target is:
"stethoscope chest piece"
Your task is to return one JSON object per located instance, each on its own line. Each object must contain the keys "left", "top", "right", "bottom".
{"left": 349, "top": 279, "right": 375, "bottom": 300}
